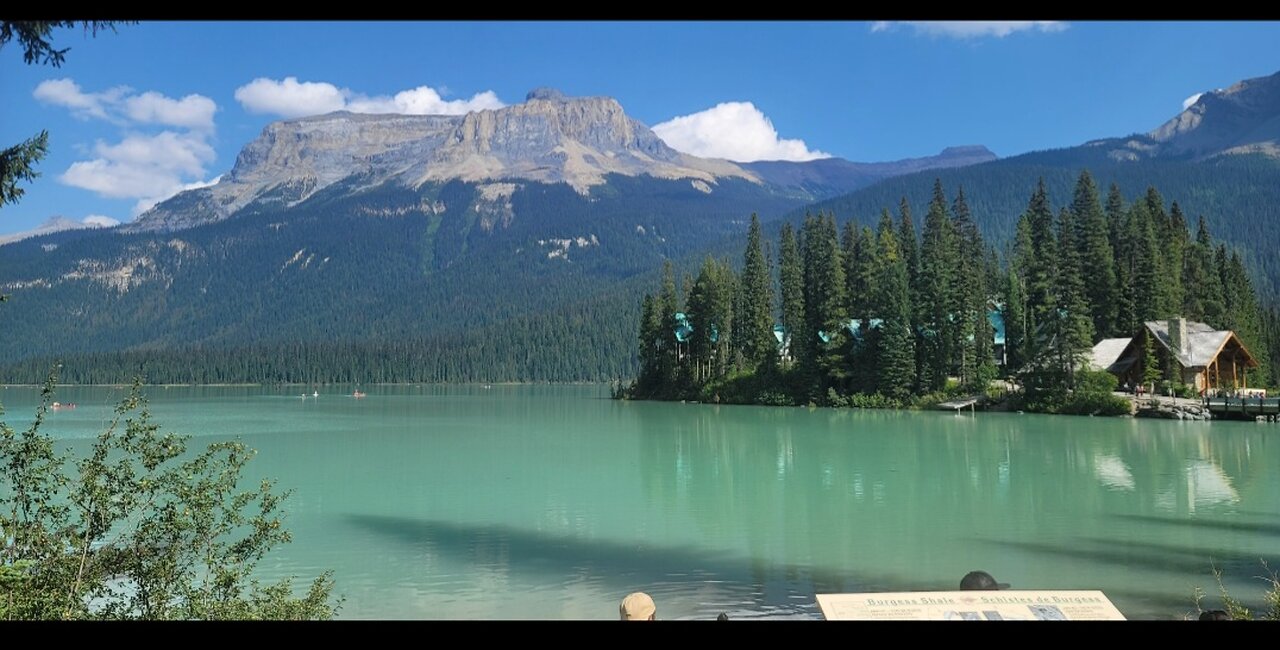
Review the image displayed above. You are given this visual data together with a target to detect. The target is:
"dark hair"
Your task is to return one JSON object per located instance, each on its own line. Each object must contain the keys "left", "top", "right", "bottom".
{"left": 1198, "top": 610, "right": 1231, "bottom": 621}
{"left": 960, "top": 571, "right": 1003, "bottom": 591}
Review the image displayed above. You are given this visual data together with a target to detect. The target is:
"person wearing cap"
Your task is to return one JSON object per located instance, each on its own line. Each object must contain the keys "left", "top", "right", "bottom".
{"left": 959, "top": 571, "right": 1010, "bottom": 591}
{"left": 620, "top": 592, "right": 656, "bottom": 620}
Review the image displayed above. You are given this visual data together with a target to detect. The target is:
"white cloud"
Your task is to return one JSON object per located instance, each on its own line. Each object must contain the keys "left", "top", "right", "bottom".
{"left": 346, "top": 85, "right": 505, "bottom": 116}
{"left": 33, "top": 78, "right": 130, "bottom": 122}
{"left": 652, "top": 102, "right": 829, "bottom": 162}
{"left": 60, "top": 132, "right": 218, "bottom": 214}
{"left": 34, "top": 78, "right": 216, "bottom": 130}
{"left": 234, "top": 77, "right": 347, "bottom": 118}
{"left": 234, "top": 76, "right": 506, "bottom": 119}
{"left": 871, "top": 21, "right": 1069, "bottom": 39}
{"left": 38, "top": 78, "right": 224, "bottom": 219}
{"left": 82, "top": 215, "right": 120, "bottom": 228}
{"left": 1182, "top": 92, "right": 1205, "bottom": 110}
{"left": 123, "top": 91, "right": 217, "bottom": 131}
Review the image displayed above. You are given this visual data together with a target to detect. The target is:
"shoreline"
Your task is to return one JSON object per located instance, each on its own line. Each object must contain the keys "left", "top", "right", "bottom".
{"left": 1, "top": 381, "right": 610, "bottom": 388}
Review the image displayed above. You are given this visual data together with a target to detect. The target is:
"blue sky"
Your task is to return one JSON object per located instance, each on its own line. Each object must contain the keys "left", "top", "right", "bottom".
{"left": 3, "top": 20, "right": 1280, "bottom": 234}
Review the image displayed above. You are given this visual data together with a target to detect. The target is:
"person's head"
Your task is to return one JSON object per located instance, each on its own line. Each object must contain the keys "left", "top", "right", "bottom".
{"left": 1198, "top": 609, "right": 1231, "bottom": 621}
{"left": 716, "top": 613, "right": 729, "bottom": 621}
{"left": 959, "top": 571, "right": 1009, "bottom": 591}
{"left": 620, "top": 592, "right": 656, "bottom": 621}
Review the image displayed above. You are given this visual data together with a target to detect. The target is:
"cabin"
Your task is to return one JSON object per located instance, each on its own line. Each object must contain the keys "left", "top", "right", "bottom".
{"left": 1096, "top": 318, "right": 1260, "bottom": 393}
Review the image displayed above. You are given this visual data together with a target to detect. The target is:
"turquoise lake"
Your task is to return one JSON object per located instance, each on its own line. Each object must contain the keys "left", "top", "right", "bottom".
{"left": 3, "top": 383, "right": 1277, "bottom": 619}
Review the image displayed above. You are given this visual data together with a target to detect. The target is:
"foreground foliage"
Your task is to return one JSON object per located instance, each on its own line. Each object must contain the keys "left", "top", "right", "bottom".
{"left": 0, "top": 377, "right": 337, "bottom": 620}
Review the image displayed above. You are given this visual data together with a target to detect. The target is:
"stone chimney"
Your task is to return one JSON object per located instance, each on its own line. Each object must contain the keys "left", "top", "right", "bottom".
{"left": 1168, "top": 318, "right": 1188, "bottom": 356}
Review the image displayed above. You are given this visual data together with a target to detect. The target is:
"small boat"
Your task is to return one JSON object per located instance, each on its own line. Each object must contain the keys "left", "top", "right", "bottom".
{"left": 353, "top": 390, "right": 366, "bottom": 399}
{"left": 51, "top": 402, "right": 76, "bottom": 410}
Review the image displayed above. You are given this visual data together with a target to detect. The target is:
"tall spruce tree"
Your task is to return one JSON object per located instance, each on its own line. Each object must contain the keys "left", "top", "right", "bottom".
{"left": 778, "top": 222, "right": 805, "bottom": 367}
{"left": 1070, "top": 171, "right": 1117, "bottom": 339}
{"left": 1130, "top": 200, "right": 1162, "bottom": 324}
{"left": 1105, "top": 184, "right": 1134, "bottom": 335}
{"left": 737, "top": 214, "right": 774, "bottom": 370}
{"left": 656, "top": 260, "right": 680, "bottom": 391}
{"left": 951, "top": 186, "right": 993, "bottom": 389}
{"left": 1055, "top": 207, "right": 1095, "bottom": 386}
{"left": 916, "top": 179, "right": 959, "bottom": 391}
{"left": 875, "top": 213, "right": 916, "bottom": 400}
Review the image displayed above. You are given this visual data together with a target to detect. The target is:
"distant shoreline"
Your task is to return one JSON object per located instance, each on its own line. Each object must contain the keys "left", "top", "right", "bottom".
{"left": 1, "top": 381, "right": 608, "bottom": 388}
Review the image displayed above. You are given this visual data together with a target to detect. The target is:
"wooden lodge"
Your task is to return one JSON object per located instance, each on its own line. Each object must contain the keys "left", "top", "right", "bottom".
{"left": 1095, "top": 318, "right": 1261, "bottom": 394}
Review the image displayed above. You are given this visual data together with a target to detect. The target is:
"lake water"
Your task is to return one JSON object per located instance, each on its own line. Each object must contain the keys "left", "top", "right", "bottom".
{"left": 3, "top": 384, "right": 1277, "bottom": 620}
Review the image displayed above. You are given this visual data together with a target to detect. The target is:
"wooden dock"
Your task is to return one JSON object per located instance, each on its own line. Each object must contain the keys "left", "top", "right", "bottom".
{"left": 1204, "top": 396, "right": 1280, "bottom": 421}
{"left": 938, "top": 397, "right": 979, "bottom": 413}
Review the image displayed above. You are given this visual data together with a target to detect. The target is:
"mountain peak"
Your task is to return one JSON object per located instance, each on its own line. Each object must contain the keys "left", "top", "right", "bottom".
{"left": 940, "top": 145, "right": 996, "bottom": 158}
{"left": 526, "top": 87, "right": 569, "bottom": 102}
{"left": 1146, "top": 68, "right": 1280, "bottom": 159}
{"left": 129, "top": 91, "right": 757, "bottom": 232}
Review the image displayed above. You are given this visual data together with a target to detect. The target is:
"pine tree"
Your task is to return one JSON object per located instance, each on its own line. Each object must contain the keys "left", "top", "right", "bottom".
{"left": 736, "top": 214, "right": 774, "bottom": 370}
{"left": 842, "top": 220, "right": 864, "bottom": 318}
{"left": 952, "top": 186, "right": 993, "bottom": 390}
{"left": 1055, "top": 207, "right": 1095, "bottom": 386}
{"left": 1194, "top": 217, "right": 1225, "bottom": 326}
{"left": 1130, "top": 200, "right": 1162, "bottom": 323}
{"left": 688, "top": 257, "right": 737, "bottom": 386}
{"left": 778, "top": 222, "right": 804, "bottom": 367}
{"left": 875, "top": 214, "right": 915, "bottom": 400}
{"left": 636, "top": 293, "right": 660, "bottom": 391}
{"left": 1070, "top": 170, "right": 1117, "bottom": 338}
{"left": 801, "top": 213, "right": 847, "bottom": 392}
{"left": 916, "top": 179, "right": 959, "bottom": 391}
{"left": 1141, "top": 332, "right": 1161, "bottom": 389}
{"left": 1221, "top": 251, "right": 1270, "bottom": 387}
{"left": 656, "top": 261, "right": 680, "bottom": 392}
{"left": 1165, "top": 201, "right": 1189, "bottom": 319}
{"left": 1106, "top": 184, "right": 1135, "bottom": 335}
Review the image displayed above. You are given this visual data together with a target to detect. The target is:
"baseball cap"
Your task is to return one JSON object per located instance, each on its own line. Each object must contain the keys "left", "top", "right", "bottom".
{"left": 620, "top": 592, "right": 657, "bottom": 620}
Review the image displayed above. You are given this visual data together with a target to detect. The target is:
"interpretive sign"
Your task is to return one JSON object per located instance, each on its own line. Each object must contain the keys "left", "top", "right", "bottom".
{"left": 816, "top": 590, "right": 1126, "bottom": 621}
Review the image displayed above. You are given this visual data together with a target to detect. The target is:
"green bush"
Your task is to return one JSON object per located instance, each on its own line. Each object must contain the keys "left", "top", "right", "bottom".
{"left": 847, "top": 393, "right": 904, "bottom": 409}
{"left": 1075, "top": 369, "right": 1118, "bottom": 394}
{"left": 755, "top": 390, "right": 794, "bottom": 406}
{"left": 1057, "top": 390, "right": 1132, "bottom": 416}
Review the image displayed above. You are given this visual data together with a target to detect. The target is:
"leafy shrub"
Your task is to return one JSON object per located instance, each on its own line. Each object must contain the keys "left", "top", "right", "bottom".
{"left": 755, "top": 390, "right": 794, "bottom": 406}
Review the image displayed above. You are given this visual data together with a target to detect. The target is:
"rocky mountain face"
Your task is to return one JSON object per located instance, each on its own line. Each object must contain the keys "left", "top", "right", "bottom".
{"left": 124, "top": 88, "right": 992, "bottom": 234}
{"left": 1097, "top": 69, "right": 1280, "bottom": 163}
{"left": 126, "top": 89, "right": 756, "bottom": 233}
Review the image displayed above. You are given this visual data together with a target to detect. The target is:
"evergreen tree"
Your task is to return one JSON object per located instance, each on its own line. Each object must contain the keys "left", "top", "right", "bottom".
{"left": 656, "top": 261, "right": 680, "bottom": 391}
{"left": 636, "top": 293, "right": 660, "bottom": 391}
{"left": 1164, "top": 201, "right": 1189, "bottom": 319}
{"left": 1055, "top": 207, "right": 1095, "bottom": 386}
{"left": 1193, "top": 217, "right": 1225, "bottom": 326}
{"left": 916, "top": 179, "right": 959, "bottom": 391}
{"left": 875, "top": 214, "right": 915, "bottom": 400}
{"left": 841, "top": 220, "right": 863, "bottom": 318}
{"left": 1106, "top": 184, "right": 1135, "bottom": 335}
{"left": 778, "top": 222, "right": 804, "bottom": 367}
{"left": 1070, "top": 170, "right": 1117, "bottom": 338}
{"left": 801, "top": 213, "right": 847, "bottom": 394}
{"left": 736, "top": 214, "right": 774, "bottom": 370}
{"left": 1141, "top": 332, "right": 1161, "bottom": 389}
{"left": 952, "top": 186, "right": 993, "bottom": 389}
{"left": 1130, "top": 200, "right": 1162, "bottom": 324}
{"left": 688, "top": 257, "right": 737, "bottom": 385}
